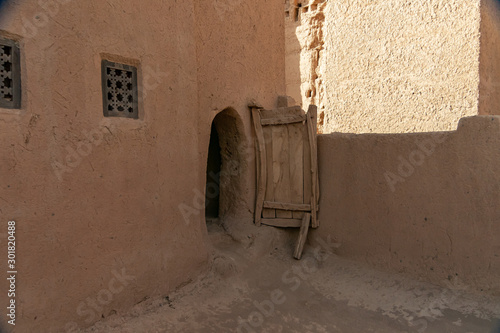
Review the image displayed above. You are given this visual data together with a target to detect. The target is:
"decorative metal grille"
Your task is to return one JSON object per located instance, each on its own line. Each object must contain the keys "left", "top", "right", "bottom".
{"left": 0, "top": 38, "right": 21, "bottom": 109}
{"left": 102, "top": 60, "right": 138, "bottom": 118}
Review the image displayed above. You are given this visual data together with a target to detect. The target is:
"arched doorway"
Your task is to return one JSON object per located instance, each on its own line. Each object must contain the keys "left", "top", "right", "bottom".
{"left": 205, "top": 108, "right": 247, "bottom": 224}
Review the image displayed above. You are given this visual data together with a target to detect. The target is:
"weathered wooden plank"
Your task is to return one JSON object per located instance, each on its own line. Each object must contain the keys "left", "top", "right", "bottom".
{"left": 251, "top": 107, "right": 266, "bottom": 226}
{"left": 273, "top": 125, "right": 293, "bottom": 219}
{"left": 261, "top": 218, "right": 302, "bottom": 228}
{"left": 294, "top": 213, "right": 311, "bottom": 260}
{"left": 276, "top": 106, "right": 303, "bottom": 116}
{"left": 311, "top": 107, "right": 320, "bottom": 209}
{"left": 288, "top": 122, "right": 305, "bottom": 219}
{"left": 262, "top": 126, "right": 275, "bottom": 219}
{"left": 263, "top": 201, "right": 311, "bottom": 211}
{"left": 306, "top": 105, "right": 319, "bottom": 228}
{"left": 260, "top": 106, "right": 302, "bottom": 119}
{"left": 303, "top": 113, "right": 312, "bottom": 209}
{"left": 261, "top": 114, "right": 306, "bottom": 126}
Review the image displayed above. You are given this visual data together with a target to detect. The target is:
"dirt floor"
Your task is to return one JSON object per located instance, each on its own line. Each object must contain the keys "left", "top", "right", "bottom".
{"left": 82, "top": 219, "right": 500, "bottom": 333}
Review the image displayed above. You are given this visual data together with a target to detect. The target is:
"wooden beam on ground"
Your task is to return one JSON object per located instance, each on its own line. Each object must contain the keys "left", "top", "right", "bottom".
{"left": 294, "top": 213, "right": 311, "bottom": 260}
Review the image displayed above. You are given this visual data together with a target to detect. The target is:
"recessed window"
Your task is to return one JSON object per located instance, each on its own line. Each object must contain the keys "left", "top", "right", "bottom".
{"left": 0, "top": 38, "right": 21, "bottom": 109}
{"left": 101, "top": 60, "right": 138, "bottom": 119}
{"left": 294, "top": 6, "right": 300, "bottom": 22}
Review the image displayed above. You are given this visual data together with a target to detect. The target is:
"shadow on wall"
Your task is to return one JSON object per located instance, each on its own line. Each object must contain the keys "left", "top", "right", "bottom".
{"left": 313, "top": 115, "right": 500, "bottom": 295}
{"left": 205, "top": 108, "right": 248, "bottom": 223}
{"left": 0, "top": 0, "right": 10, "bottom": 22}
{"left": 492, "top": 321, "right": 500, "bottom": 333}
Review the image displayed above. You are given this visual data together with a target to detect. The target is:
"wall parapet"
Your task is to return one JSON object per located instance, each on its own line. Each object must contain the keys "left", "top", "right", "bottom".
{"left": 314, "top": 115, "right": 500, "bottom": 295}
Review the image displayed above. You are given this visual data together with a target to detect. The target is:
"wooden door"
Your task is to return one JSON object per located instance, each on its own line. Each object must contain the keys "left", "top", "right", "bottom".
{"left": 250, "top": 104, "right": 320, "bottom": 229}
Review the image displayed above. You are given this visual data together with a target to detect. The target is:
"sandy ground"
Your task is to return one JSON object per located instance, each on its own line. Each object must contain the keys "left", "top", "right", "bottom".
{"left": 82, "top": 219, "right": 500, "bottom": 333}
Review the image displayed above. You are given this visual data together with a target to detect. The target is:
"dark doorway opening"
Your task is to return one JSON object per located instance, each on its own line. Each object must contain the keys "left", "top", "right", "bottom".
{"left": 205, "top": 121, "right": 221, "bottom": 219}
{"left": 205, "top": 108, "right": 247, "bottom": 228}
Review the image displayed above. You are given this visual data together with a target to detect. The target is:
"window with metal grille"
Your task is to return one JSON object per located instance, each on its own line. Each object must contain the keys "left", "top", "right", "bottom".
{"left": 0, "top": 38, "right": 21, "bottom": 109}
{"left": 101, "top": 60, "right": 138, "bottom": 119}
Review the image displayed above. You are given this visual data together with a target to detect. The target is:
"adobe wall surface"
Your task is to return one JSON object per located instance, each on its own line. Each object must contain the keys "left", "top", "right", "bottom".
{"left": 286, "top": 0, "right": 481, "bottom": 134}
{"left": 194, "top": 0, "right": 286, "bottom": 220}
{"left": 0, "top": 0, "right": 285, "bottom": 332}
{"left": 314, "top": 116, "right": 500, "bottom": 295}
{"left": 479, "top": 0, "right": 500, "bottom": 115}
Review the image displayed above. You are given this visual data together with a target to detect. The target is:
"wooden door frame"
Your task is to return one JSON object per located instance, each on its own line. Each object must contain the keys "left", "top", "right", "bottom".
{"left": 250, "top": 104, "right": 319, "bottom": 229}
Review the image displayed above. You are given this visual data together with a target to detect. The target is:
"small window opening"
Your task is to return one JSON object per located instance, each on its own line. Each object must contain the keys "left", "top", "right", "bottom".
{"left": 102, "top": 60, "right": 138, "bottom": 119}
{"left": 294, "top": 4, "right": 302, "bottom": 22}
{"left": 0, "top": 38, "right": 21, "bottom": 109}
